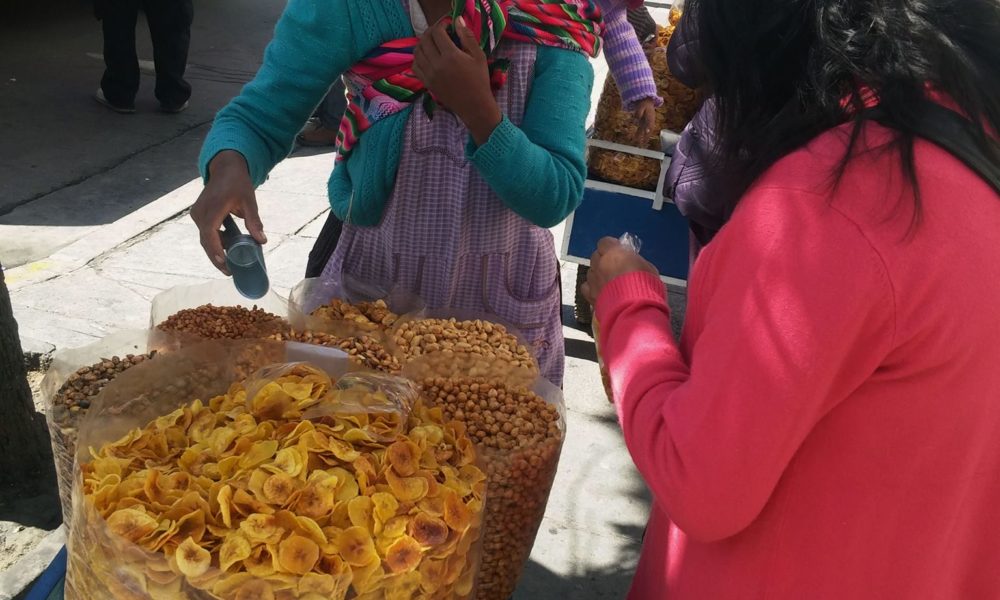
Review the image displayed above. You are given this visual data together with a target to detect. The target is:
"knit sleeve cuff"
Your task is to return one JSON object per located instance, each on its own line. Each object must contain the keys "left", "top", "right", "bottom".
{"left": 198, "top": 137, "right": 264, "bottom": 187}
{"left": 466, "top": 115, "right": 521, "bottom": 172}
{"left": 594, "top": 271, "right": 668, "bottom": 325}
{"left": 621, "top": 88, "right": 665, "bottom": 112}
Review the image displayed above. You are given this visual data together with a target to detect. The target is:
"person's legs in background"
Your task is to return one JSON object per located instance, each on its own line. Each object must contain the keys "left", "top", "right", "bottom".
{"left": 143, "top": 0, "right": 193, "bottom": 112}
{"left": 305, "top": 212, "right": 345, "bottom": 278}
{"left": 297, "top": 79, "right": 347, "bottom": 147}
{"left": 97, "top": 0, "right": 141, "bottom": 112}
{"left": 301, "top": 80, "right": 349, "bottom": 276}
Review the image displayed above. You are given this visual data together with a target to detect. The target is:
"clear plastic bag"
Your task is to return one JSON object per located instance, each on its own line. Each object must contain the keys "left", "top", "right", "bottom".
{"left": 388, "top": 307, "right": 541, "bottom": 387}
{"left": 287, "top": 275, "right": 425, "bottom": 338}
{"left": 40, "top": 329, "right": 185, "bottom": 528}
{"left": 592, "top": 233, "right": 643, "bottom": 403}
{"left": 149, "top": 279, "right": 290, "bottom": 340}
{"left": 405, "top": 354, "right": 565, "bottom": 600}
{"left": 65, "top": 339, "right": 486, "bottom": 600}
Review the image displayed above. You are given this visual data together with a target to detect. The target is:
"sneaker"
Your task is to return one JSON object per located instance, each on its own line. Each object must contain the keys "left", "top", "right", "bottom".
{"left": 95, "top": 89, "right": 135, "bottom": 114}
{"left": 159, "top": 100, "right": 190, "bottom": 114}
{"left": 296, "top": 120, "right": 340, "bottom": 147}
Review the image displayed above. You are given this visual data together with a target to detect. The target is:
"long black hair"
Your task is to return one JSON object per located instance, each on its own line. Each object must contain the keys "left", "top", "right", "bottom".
{"left": 688, "top": 0, "right": 1000, "bottom": 221}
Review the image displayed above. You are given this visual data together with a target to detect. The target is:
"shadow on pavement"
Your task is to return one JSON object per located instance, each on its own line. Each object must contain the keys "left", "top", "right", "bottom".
{"left": 0, "top": 0, "right": 285, "bottom": 220}
{"left": 514, "top": 397, "right": 652, "bottom": 599}
{"left": 517, "top": 453, "right": 650, "bottom": 599}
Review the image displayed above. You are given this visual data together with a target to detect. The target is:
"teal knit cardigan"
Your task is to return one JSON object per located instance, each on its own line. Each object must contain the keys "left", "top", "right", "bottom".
{"left": 198, "top": 0, "right": 594, "bottom": 228}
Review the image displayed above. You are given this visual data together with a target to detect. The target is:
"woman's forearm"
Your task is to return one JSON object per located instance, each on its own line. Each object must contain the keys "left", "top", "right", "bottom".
{"left": 467, "top": 47, "right": 594, "bottom": 227}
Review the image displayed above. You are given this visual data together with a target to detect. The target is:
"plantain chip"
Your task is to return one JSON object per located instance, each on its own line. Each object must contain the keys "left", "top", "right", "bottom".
{"left": 240, "top": 513, "right": 284, "bottom": 545}
{"left": 385, "top": 535, "right": 424, "bottom": 574}
{"left": 386, "top": 469, "right": 429, "bottom": 503}
{"left": 409, "top": 512, "right": 450, "bottom": 548}
{"left": 239, "top": 440, "right": 279, "bottom": 470}
{"left": 337, "top": 526, "right": 379, "bottom": 567}
{"left": 175, "top": 536, "right": 212, "bottom": 578}
{"left": 219, "top": 531, "right": 253, "bottom": 572}
{"left": 261, "top": 472, "right": 297, "bottom": 506}
{"left": 442, "top": 489, "right": 473, "bottom": 533}
{"left": 232, "top": 579, "right": 277, "bottom": 600}
{"left": 347, "top": 495, "right": 374, "bottom": 531}
{"left": 276, "top": 534, "right": 320, "bottom": 575}
{"left": 268, "top": 447, "right": 306, "bottom": 478}
{"left": 106, "top": 507, "right": 159, "bottom": 543}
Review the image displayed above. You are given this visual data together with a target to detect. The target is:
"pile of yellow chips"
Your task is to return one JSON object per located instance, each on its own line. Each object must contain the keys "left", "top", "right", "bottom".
{"left": 68, "top": 365, "right": 486, "bottom": 600}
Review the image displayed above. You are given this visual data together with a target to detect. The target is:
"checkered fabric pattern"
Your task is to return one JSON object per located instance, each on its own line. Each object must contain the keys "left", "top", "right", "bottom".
{"left": 323, "top": 40, "right": 565, "bottom": 385}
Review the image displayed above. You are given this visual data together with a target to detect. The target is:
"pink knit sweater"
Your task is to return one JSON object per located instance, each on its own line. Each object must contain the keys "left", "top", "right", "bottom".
{"left": 595, "top": 120, "right": 1000, "bottom": 598}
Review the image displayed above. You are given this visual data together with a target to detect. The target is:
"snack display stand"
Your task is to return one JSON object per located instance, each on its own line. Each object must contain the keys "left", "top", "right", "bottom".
{"left": 561, "top": 133, "right": 691, "bottom": 288}
{"left": 560, "top": 132, "right": 691, "bottom": 324}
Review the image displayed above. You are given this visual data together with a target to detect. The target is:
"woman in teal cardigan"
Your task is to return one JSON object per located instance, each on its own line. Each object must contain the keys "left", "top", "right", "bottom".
{"left": 191, "top": 0, "right": 598, "bottom": 385}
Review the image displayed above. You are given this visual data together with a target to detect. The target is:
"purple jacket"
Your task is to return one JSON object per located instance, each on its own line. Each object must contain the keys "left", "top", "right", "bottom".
{"left": 663, "top": 13, "right": 726, "bottom": 246}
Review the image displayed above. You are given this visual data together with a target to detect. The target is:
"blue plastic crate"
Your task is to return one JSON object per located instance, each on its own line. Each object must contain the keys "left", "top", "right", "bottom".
{"left": 25, "top": 546, "right": 65, "bottom": 600}
{"left": 562, "top": 185, "right": 690, "bottom": 284}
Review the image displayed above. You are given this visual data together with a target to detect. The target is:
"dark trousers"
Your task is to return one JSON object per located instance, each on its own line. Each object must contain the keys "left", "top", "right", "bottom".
{"left": 98, "top": 0, "right": 193, "bottom": 108}
{"left": 304, "top": 79, "right": 349, "bottom": 278}
{"left": 314, "top": 79, "right": 348, "bottom": 130}
{"left": 305, "top": 212, "right": 344, "bottom": 278}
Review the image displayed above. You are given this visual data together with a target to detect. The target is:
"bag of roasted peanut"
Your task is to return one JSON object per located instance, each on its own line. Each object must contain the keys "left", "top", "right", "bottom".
{"left": 150, "top": 279, "right": 290, "bottom": 342}
{"left": 405, "top": 353, "right": 565, "bottom": 600}
{"left": 592, "top": 233, "right": 644, "bottom": 402}
{"left": 66, "top": 338, "right": 488, "bottom": 600}
{"left": 388, "top": 308, "right": 540, "bottom": 387}
{"left": 287, "top": 275, "right": 424, "bottom": 338}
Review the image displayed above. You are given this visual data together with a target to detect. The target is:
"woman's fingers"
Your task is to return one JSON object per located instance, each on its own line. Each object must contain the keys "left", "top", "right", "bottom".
{"left": 430, "top": 20, "right": 460, "bottom": 57}
{"left": 455, "top": 17, "right": 484, "bottom": 59}
{"left": 420, "top": 21, "right": 445, "bottom": 60}
{"left": 240, "top": 196, "right": 267, "bottom": 245}
{"left": 596, "top": 236, "right": 623, "bottom": 256}
{"left": 580, "top": 280, "right": 594, "bottom": 305}
{"left": 413, "top": 43, "right": 429, "bottom": 82}
{"left": 191, "top": 195, "right": 231, "bottom": 275}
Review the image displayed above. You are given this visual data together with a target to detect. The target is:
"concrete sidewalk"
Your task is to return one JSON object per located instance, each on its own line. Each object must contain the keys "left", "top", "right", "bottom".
{"left": 0, "top": 3, "right": 679, "bottom": 596}
{"left": 0, "top": 0, "right": 284, "bottom": 267}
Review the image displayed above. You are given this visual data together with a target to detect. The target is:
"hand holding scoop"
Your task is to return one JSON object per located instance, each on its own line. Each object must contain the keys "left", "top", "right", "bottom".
{"left": 219, "top": 215, "right": 270, "bottom": 300}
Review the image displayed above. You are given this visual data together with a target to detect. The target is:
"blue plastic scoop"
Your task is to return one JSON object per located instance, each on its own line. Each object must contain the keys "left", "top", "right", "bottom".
{"left": 219, "top": 215, "right": 269, "bottom": 300}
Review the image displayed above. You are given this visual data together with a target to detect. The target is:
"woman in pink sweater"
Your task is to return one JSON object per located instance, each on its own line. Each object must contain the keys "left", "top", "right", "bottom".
{"left": 583, "top": 0, "right": 1000, "bottom": 597}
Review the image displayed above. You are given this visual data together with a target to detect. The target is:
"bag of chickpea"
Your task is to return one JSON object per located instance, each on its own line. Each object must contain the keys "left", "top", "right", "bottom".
{"left": 66, "top": 338, "right": 489, "bottom": 600}
{"left": 592, "top": 233, "right": 644, "bottom": 403}
{"left": 388, "top": 308, "right": 541, "bottom": 387}
{"left": 404, "top": 349, "right": 565, "bottom": 600}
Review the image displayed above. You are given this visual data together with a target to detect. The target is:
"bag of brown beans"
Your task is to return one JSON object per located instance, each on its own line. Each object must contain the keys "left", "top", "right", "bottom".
{"left": 405, "top": 354, "right": 565, "bottom": 600}
{"left": 589, "top": 8, "right": 702, "bottom": 191}
{"left": 150, "top": 280, "right": 290, "bottom": 342}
